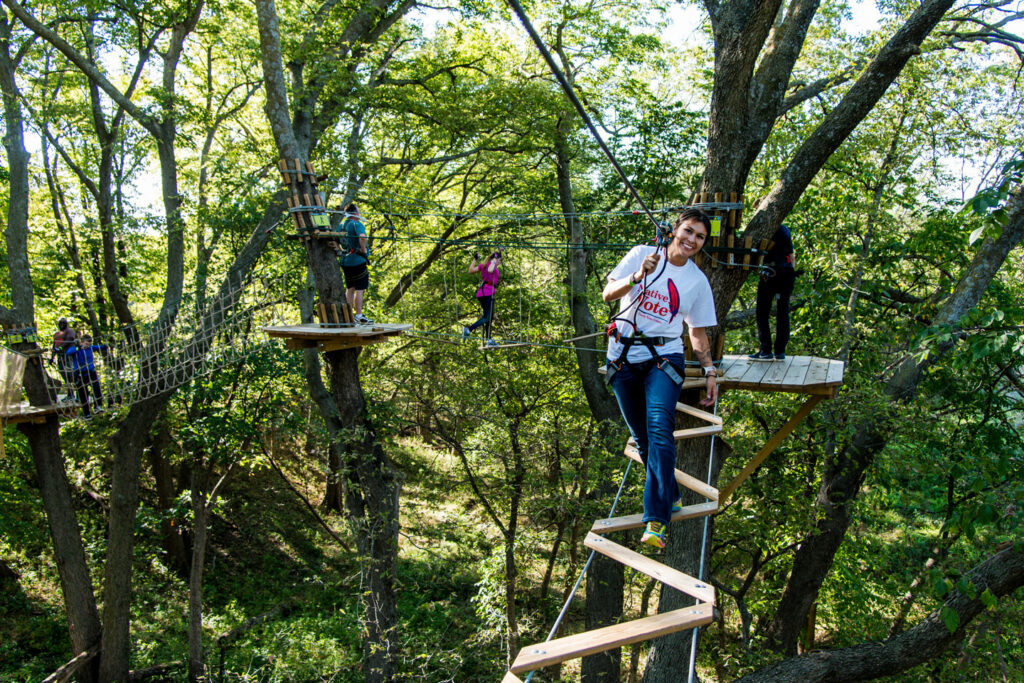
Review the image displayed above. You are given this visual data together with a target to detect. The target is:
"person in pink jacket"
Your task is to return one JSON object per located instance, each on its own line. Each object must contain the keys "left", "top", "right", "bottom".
{"left": 461, "top": 248, "right": 504, "bottom": 347}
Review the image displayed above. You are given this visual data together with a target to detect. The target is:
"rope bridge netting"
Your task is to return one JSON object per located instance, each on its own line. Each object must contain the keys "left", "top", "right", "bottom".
{"left": 2, "top": 265, "right": 304, "bottom": 421}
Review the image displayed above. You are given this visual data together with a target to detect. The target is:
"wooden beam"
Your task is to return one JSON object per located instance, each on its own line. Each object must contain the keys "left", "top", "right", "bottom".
{"left": 501, "top": 672, "right": 524, "bottom": 683}
{"left": 624, "top": 446, "right": 719, "bottom": 502}
{"left": 675, "top": 402, "right": 723, "bottom": 425}
{"left": 627, "top": 424, "right": 722, "bottom": 448}
{"left": 509, "top": 602, "right": 713, "bottom": 674}
{"left": 584, "top": 532, "right": 715, "bottom": 604}
{"left": 591, "top": 501, "right": 718, "bottom": 534}
{"left": 719, "top": 394, "right": 825, "bottom": 503}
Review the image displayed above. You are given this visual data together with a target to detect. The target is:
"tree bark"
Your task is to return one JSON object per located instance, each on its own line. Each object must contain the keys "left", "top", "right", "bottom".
{"left": 255, "top": 0, "right": 410, "bottom": 678}
{"left": 1, "top": 12, "right": 102, "bottom": 679}
{"left": 643, "top": 0, "right": 966, "bottom": 675}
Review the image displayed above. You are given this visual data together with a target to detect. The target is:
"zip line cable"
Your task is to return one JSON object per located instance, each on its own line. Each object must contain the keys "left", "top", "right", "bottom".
{"left": 504, "top": 0, "right": 664, "bottom": 236}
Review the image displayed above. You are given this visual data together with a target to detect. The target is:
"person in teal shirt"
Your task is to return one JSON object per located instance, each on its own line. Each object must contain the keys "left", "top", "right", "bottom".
{"left": 338, "top": 204, "right": 371, "bottom": 324}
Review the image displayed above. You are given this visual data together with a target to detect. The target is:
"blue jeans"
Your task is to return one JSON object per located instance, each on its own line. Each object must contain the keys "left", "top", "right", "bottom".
{"left": 609, "top": 353, "right": 685, "bottom": 526}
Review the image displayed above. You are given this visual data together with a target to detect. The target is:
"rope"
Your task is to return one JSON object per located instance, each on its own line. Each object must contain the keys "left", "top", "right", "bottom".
{"left": 688, "top": 393, "right": 720, "bottom": 683}
{"left": 522, "top": 458, "right": 635, "bottom": 683}
{"left": 504, "top": 0, "right": 663, "bottom": 236}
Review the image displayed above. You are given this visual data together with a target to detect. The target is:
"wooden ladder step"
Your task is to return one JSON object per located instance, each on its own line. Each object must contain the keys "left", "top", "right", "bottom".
{"left": 675, "top": 402, "right": 723, "bottom": 425}
{"left": 509, "top": 602, "right": 713, "bottom": 674}
{"left": 584, "top": 532, "right": 715, "bottom": 604}
{"left": 627, "top": 424, "right": 722, "bottom": 447}
{"left": 591, "top": 501, "right": 718, "bottom": 535}
{"left": 623, "top": 446, "right": 719, "bottom": 502}
{"left": 501, "top": 672, "right": 524, "bottom": 682}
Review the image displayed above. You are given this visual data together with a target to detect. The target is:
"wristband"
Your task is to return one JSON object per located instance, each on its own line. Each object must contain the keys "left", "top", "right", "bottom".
{"left": 703, "top": 366, "right": 717, "bottom": 377}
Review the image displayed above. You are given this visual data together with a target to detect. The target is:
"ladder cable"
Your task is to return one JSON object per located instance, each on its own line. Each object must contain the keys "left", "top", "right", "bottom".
{"left": 522, "top": 457, "right": 635, "bottom": 683}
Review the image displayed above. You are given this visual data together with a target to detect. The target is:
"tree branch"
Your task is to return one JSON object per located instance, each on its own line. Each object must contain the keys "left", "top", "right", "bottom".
{"left": 738, "top": 544, "right": 1024, "bottom": 682}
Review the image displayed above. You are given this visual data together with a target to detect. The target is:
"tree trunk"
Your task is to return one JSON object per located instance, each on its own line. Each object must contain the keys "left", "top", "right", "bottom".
{"left": 1, "top": 18, "right": 102, "bottom": 678}
{"left": 187, "top": 480, "right": 209, "bottom": 682}
{"left": 642, "top": 411, "right": 723, "bottom": 683}
{"left": 254, "top": 2, "right": 409, "bottom": 677}
{"left": 21, "top": 365, "right": 103, "bottom": 682}
{"left": 148, "top": 422, "right": 190, "bottom": 576}
{"left": 100, "top": 398, "right": 163, "bottom": 681}
{"left": 764, "top": 189, "right": 1024, "bottom": 653}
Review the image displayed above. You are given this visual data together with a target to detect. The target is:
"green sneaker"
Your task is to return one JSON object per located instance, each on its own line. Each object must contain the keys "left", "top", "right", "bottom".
{"left": 641, "top": 521, "right": 666, "bottom": 549}
{"left": 671, "top": 498, "right": 683, "bottom": 514}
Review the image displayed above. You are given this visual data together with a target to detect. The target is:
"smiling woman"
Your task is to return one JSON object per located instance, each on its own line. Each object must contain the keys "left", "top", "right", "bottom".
{"left": 601, "top": 207, "right": 719, "bottom": 549}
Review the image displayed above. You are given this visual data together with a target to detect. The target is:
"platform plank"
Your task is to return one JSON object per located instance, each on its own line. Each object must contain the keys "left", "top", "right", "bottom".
{"left": 824, "top": 359, "right": 845, "bottom": 386}
{"left": 510, "top": 602, "right": 713, "bottom": 674}
{"left": 0, "top": 403, "right": 77, "bottom": 424}
{"left": 779, "top": 355, "right": 813, "bottom": 388}
{"left": 584, "top": 532, "right": 715, "bottom": 603}
{"left": 737, "top": 359, "right": 774, "bottom": 387}
{"left": 263, "top": 323, "right": 411, "bottom": 340}
{"left": 716, "top": 356, "right": 743, "bottom": 378}
{"left": 758, "top": 357, "right": 792, "bottom": 386}
{"left": 719, "top": 356, "right": 756, "bottom": 382}
{"left": 599, "top": 354, "right": 843, "bottom": 396}
{"left": 623, "top": 446, "right": 718, "bottom": 502}
{"left": 591, "top": 501, "right": 718, "bottom": 534}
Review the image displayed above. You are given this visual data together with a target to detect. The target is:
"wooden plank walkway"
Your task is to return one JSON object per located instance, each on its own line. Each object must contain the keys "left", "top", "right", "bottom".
{"left": 262, "top": 323, "right": 411, "bottom": 352}
{"left": 716, "top": 354, "right": 842, "bottom": 396}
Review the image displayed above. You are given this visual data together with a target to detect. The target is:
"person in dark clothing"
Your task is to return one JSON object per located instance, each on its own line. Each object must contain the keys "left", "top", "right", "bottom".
{"left": 751, "top": 224, "right": 796, "bottom": 361}
{"left": 52, "top": 317, "right": 78, "bottom": 396}
{"left": 67, "top": 334, "right": 106, "bottom": 414}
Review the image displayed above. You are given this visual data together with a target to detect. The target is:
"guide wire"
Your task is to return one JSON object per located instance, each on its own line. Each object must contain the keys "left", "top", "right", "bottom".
{"left": 504, "top": 0, "right": 662, "bottom": 236}
{"left": 522, "top": 457, "right": 635, "bottom": 683}
{"left": 688, "top": 391, "right": 720, "bottom": 683}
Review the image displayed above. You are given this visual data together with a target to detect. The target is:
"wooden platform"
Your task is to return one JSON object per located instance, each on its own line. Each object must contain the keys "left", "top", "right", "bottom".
{"left": 716, "top": 355, "right": 843, "bottom": 397}
{"left": 597, "top": 355, "right": 842, "bottom": 397}
{"left": 0, "top": 402, "right": 78, "bottom": 424}
{"left": 262, "top": 323, "right": 411, "bottom": 352}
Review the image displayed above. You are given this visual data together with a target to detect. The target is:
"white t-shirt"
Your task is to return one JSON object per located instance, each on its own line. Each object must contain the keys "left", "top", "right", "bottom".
{"left": 606, "top": 246, "right": 717, "bottom": 363}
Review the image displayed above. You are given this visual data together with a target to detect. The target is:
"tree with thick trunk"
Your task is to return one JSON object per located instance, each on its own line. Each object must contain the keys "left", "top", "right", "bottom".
{"left": 254, "top": 0, "right": 416, "bottom": 677}
{"left": 740, "top": 544, "right": 1024, "bottom": 682}
{"left": 642, "top": 0, "right": 968, "bottom": 675}
{"left": 763, "top": 184, "right": 1024, "bottom": 653}
{"left": 0, "top": 8, "right": 102, "bottom": 679}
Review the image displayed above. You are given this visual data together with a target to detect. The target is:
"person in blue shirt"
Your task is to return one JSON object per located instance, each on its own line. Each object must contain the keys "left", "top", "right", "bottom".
{"left": 66, "top": 334, "right": 106, "bottom": 414}
{"left": 750, "top": 224, "right": 796, "bottom": 361}
{"left": 338, "top": 204, "right": 371, "bottom": 325}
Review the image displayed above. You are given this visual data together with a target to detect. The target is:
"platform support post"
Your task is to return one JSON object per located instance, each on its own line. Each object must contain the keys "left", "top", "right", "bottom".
{"left": 719, "top": 394, "right": 824, "bottom": 504}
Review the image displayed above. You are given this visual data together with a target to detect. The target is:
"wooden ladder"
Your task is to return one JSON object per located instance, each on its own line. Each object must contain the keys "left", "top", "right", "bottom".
{"left": 505, "top": 401, "right": 722, "bottom": 679}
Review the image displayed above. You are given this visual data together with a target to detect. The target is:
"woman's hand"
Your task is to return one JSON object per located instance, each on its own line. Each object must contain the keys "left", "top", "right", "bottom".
{"left": 700, "top": 374, "right": 717, "bottom": 406}
{"left": 637, "top": 251, "right": 660, "bottom": 280}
